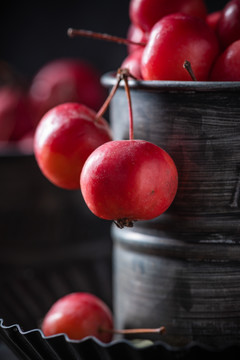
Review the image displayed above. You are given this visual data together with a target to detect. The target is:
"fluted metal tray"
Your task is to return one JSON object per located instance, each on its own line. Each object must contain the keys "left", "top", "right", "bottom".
{"left": 1, "top": 318, "right": 240, "bottom": 360}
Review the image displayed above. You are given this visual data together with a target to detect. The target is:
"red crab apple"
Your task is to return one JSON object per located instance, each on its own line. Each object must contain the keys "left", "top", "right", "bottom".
{"left": 41, "top": 292, "right": 165, "bottom": 342}
{"left": 127, "top": 24, "right": 149, "bottom": 53}
{"left": 209, "top": 39, "right": 240, "bottom": 81}
{"left": 217, "top": 0, "right": 240, "bottom": 49}
{"left": 80, "top": 140, "right": 178, "bottom": 228}
{"left": 121, "top": 48, "right": 144, "bottom": 80}
{"left": 41, "top": 293, "right": 113, "bottom": 343}
{"left": 34, "top": 102, "right": 112, "bottom": 189}
{"left": 80, "top": 69, "right": 178, "bottom": 228}
{"left": 129, "top": 0, "right": 207, "bottom": 32}
{"left": 29, "top": 58, "right": 106, "bottom": 124}
{"left": 141, "top": 13, "right": 220, "bottom": 81}
{"left": 206, "top": 11, "right": 222, "bottom": 32}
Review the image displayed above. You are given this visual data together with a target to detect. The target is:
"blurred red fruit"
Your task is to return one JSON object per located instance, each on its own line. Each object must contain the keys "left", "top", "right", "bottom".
{"left": 29, "top": 58, "right": 106, "bottom": 124}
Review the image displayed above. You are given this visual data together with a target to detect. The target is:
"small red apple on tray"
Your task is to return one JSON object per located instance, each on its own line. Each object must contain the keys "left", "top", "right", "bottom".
{"left": 41, "top": 293, "right": 114, "bottom": 343}
{"left": 41, "top": 292, "right": 165, "bottom": 343}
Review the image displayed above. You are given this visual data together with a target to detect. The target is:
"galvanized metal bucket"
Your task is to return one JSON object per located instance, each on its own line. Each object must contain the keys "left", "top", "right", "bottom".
{"left": 102, "top": 73, "right": 240, "bottom": 348}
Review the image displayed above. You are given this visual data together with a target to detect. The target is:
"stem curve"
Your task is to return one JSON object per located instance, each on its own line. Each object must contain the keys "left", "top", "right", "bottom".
{"left": 67, "top": 28, "right": 146, "bottom": 47}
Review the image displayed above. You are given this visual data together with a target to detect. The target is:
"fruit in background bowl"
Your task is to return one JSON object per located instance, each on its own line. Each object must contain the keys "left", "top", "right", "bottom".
{"left": 41, "top": 292, "right": 113, "bottom": 343}
{"left": 34, "top": 102, "right": 112, "bottom": 190}
{"left": 0, "top": 60, "right": 27, "bottom": 88}
{"left": 0, "top": 87, "right": 18, "bottom": 143}
{"left": 29, "top": 58, "right": 106, "bottom": 125}
{"left": 0, "top": 86, "right": 34, "bottom": 145}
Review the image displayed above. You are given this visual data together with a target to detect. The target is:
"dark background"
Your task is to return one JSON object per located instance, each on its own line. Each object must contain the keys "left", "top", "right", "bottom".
{"left": 0, "top": 0, "right": 230, "bottom": 84}
{"left": 0, "top": 1, "right": 232, "bottom": 359}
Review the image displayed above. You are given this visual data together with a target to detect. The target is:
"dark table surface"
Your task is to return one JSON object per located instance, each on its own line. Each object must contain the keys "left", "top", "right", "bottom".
{"left": 0, "top": 342, "right": 18, "bottom": 359}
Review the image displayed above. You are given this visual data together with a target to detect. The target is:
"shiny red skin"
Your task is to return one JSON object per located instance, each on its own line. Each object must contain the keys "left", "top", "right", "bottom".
{"left": 206, "top": 11, "right": 222, "bottom": 32}
{"left": 217, "top": 0, "right": 240, "bottom": 49}
{"left": 121, "top": 48, "right": 144, "bottom": 80}
{"left": 80, "top": 140, "right": 178, "bottom": 222}
{"left": 34, "top": 102, "right": 112, "bottom": 190}
{"left": 141, "top": 13, "right": 219, "bottom": 81}
{"left": 29, "top": 58, "right": 106, "bottom": 124}
{"left": 129, "top": 0, "right": 207, "bottom": 32}
{"left": 127, "top": 24, "right": 149, "bottom": 53}
{"left": 0, "top": 86, "right": 34, "bottom": 143}
{"left": 210, "top": 40, "right": 240, "bottom": 81}
{"left": 41, "top": 293, "right": 113, "bottom": 343}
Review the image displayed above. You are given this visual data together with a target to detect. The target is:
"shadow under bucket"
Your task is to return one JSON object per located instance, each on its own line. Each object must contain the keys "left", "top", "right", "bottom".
{"left": 101, "top": 73, "right": 240, "bottom": 348}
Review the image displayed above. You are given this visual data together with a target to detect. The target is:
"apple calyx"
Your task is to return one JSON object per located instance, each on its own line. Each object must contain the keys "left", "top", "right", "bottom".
{"left": 114, "top": 218, "right": 135, "bottom": 229}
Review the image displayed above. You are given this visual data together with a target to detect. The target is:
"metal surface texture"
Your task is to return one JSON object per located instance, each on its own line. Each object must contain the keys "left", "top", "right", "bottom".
{"left": 102, "top": 73, "right": 240, "bottom": 347}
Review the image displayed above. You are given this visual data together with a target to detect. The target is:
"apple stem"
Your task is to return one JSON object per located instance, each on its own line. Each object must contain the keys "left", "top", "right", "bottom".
{"left": 67, "top": 28, "right": 146, "bottom": 47}
{"left": 95, "top": 68, "right": 137, "bottom": 132}
{"left": 183, "top": 60, "right": 197, "bottom": 81}
{"left": 100, "top": 326, "right": 166, "bottom": 336}
{"left": 122, "top": 72, "right": 134, "bottom": 141}
{"left": 95, "top": 74, "right": 121, "bottom": 121}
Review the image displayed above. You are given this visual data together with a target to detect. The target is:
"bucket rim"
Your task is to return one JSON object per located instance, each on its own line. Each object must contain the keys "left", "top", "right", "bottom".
{"left": 101, "top": 72, "right": 240, "bottom": 93}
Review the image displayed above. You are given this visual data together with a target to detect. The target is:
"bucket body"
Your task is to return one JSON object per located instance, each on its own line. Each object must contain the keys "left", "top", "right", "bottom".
{"left": 102, "top": 74, "right": 240, "bottom": 347}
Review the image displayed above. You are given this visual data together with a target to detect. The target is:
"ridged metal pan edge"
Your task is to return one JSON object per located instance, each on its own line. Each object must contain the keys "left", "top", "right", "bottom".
{"left": 1, "top": 319, "right": 240, "bottom": 360}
